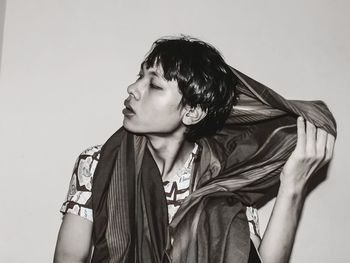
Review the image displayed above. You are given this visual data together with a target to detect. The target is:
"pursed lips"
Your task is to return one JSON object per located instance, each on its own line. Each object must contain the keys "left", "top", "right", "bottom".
{"left": 124, "top": 100, "right": 135, "bottom": 113}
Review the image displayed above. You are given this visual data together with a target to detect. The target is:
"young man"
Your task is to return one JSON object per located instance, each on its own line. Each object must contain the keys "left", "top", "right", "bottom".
{"left": 54, "top": 36, "right": 336, "bottom": 263}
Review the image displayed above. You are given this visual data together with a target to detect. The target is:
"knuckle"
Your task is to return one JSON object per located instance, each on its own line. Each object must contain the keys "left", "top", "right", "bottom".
{"left": 308, "top": 123, "right": 316, "bottom": 131}
{"left": 325, "top": 150, "right": 333, "bottom": 160}
{"left": 293, "top": 152, "right": 304, "bottom": 161}
{"left": 316, "top": 153, "right": 324, "bottom": 161}
{"left": 325, "top": 153, "right": 334, "bottom": 162}
{"left": 305, "top": 152, "right": 316, "bottom": 161}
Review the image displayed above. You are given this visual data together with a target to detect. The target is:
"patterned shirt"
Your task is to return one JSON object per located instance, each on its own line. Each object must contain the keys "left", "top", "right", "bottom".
{"left": 60, "top": 144, "right": 261, "bottom": 237}
{"left": 163, "top": 143, "right": 198, "bottom": 222}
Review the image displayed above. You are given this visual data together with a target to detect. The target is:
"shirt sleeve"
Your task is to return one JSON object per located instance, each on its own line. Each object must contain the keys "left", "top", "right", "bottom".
{"left": 246, "top": 206, "right": 261, "bottom": 238}
{"left": 60, "top": 145, "right": 102, "bottom": 222}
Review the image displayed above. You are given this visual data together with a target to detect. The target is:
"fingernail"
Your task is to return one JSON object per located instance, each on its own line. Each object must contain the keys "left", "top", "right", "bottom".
{"left": 298, "top": 116, "right": 304, "bottom": 121}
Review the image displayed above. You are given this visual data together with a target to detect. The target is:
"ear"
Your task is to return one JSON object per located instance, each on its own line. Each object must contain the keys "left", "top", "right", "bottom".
{"left": 182, "top": 105, "right": 208, "bottom": 126}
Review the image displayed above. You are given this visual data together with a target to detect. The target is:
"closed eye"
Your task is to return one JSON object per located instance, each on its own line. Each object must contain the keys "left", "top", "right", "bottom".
{"left": 150, "top": 83, "right": 162, "bottom": 90}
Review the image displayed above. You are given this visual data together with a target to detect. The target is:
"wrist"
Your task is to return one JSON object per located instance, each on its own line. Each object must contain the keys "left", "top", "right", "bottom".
{"left": 278, "top": 183, "right": 307, "bottom": 204}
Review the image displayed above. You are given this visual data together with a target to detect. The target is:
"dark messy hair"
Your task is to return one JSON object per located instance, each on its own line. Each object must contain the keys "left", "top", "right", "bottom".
{"left": 143, "top": 36, "right": 238, "bottom": 142}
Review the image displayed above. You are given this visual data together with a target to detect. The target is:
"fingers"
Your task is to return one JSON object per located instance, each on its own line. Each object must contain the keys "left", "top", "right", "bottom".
{"left": 295, "top": 116, "right": 306, "bottom": 152}
{"left": 314, "top": 128, "right": 328, "bottom": 171}
{"left": 282, "top": 117, "right": 335, "bottom": 188}
{"left": 296, "top": 116, "right": 335, "bottom": 173}
{"left": 316, "top": 128, "right": 327, "bottom": 159}
{"left": 325, "top": 134, "right": 335, "bottom": 162}
{"left": 306, "top": 120, "right": 317, "bottom": 156}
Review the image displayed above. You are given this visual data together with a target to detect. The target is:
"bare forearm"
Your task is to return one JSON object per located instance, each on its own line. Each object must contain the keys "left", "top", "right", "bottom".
{"left": 258, "top": 187, "right": 306, "bottom": 263}
{"left": 258, "top": 118, "right": 335, "bottom": 262}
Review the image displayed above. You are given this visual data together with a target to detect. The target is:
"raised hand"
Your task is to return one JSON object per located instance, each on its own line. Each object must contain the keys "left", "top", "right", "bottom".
{"left": 258, "top": 117, "right": 336, "bottom": 263}
{"left": 280, "top": 116, "right": 335, "bottom": 196}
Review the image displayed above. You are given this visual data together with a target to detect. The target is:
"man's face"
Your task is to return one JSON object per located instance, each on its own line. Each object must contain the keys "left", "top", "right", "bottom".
{"left": 122, "top": 63, "right": 187, "bottom": 136}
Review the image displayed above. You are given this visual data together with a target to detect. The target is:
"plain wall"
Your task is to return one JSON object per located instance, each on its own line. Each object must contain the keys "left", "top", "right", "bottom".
{"left": 0, "top": 0, "right": 5, "bottom": 72}
{"left": 0, "top": 0, "right": 349, "bottom": 262}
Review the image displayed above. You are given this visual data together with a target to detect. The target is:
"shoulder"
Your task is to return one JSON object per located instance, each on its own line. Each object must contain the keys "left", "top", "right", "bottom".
{"left": 60, "top": 145, "right": 103, "bottom": 220}
{"left": 72, "top": 144, "right": 103, "bottom": 190}
{"left": 74, "top": 145, "right": 103, "bottom": 171}
{"left": 79, "top": 144, "right": 103, "bottom": 158}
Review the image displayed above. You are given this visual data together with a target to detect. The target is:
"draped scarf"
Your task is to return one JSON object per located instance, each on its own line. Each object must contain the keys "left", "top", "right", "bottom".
{"left": 90, "top": 67, "right": 337, "bottom": 263}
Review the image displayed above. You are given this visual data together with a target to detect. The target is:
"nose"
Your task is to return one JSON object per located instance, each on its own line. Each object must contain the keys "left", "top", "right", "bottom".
{"left": 127, "top": 81, "right": 141, "bottom": 100}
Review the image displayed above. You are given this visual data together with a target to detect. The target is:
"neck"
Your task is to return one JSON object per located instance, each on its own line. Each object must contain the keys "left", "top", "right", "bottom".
{"left": 145, "top": 132, "right": 194, "bottom": 178}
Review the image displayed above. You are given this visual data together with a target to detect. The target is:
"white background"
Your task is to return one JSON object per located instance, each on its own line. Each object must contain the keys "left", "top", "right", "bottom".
{"left": 0, "top": 0, "right": 349, "bottom": 262}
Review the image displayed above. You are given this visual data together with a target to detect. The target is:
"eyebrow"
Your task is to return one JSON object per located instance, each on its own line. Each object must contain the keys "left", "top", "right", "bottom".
{"left": 149, "top": 71, "right": 162, "bottom": 78}
{"left": 140, "top": 62, "right": 164, "bottom": 79}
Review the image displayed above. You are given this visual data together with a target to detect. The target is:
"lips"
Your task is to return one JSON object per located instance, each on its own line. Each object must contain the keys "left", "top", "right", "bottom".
{"left": 123, "top": 100, "right": 135, "bottom": 114}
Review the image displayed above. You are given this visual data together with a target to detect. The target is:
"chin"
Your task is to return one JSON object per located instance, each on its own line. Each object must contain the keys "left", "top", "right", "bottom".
{"left": 123, "top": 120, "right": 144, "bottom": 135}
{"left": 122, "top": 120, "right": 134, "bottom": 132}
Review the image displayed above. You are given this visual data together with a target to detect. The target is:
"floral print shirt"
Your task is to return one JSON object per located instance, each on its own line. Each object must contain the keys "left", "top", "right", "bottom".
{"left": 60, "top": 144, "right": 261, "bottom": 237}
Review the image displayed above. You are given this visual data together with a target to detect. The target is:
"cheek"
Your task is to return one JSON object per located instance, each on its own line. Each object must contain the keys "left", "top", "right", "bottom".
{"left": 142, "top": 95, "right": 183, "bottom": 127}
{"left": 146, "top": 92, "right": 181, "bottom": 115}
{"left": 147, "top": 101, "right": 181, "bottom": 124}
{"left": 123, "top": 91, "right": 184, "bottom": 134}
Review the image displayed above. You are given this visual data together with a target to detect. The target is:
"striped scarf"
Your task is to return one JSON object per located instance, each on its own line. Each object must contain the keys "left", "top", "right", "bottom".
{"left": 90, "top": 67, "right": 337, "bottom": 263}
